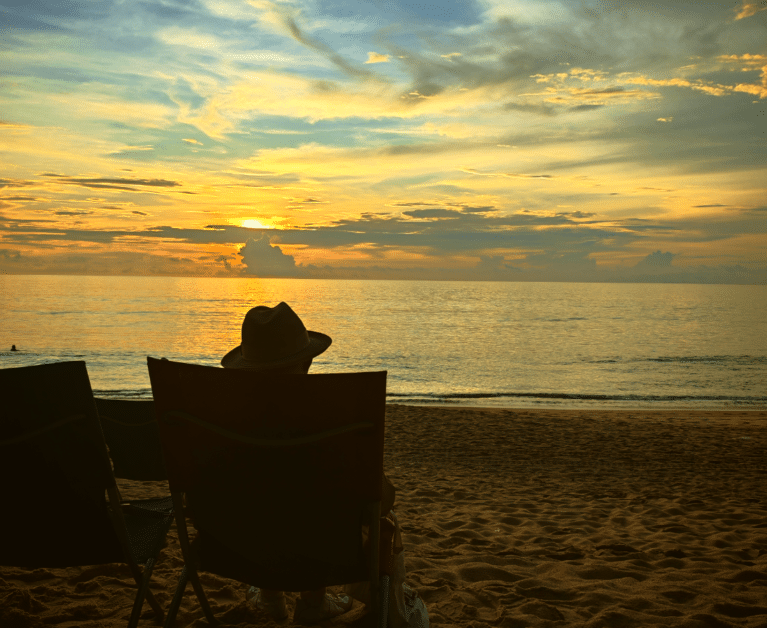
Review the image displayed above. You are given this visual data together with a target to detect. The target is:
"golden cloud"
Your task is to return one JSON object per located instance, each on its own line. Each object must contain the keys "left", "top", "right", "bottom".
{"left": 734, "top": 1, "right": 767, "bottom": 20}
{"left": 178, "top": 71, "right": 525, "bottom": 138}
{"left": 733, "top": 82, "right": 767, "bottom": 98}
{"left": 365, "top": 52, "right": 390, "bottom": 64}
{"left": 0, "top": 121, "right": 33, "bottom": 130}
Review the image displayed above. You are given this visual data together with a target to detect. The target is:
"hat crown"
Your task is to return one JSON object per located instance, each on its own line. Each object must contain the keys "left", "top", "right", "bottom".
{"left": 240, "top": 302, "right": 311, "bottom": 363}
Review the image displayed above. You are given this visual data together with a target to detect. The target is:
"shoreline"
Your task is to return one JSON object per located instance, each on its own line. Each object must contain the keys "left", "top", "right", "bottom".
{"left": 2, "top": 405, "right": 766, "bottom": 627}
{"left": 85, "top": 395, "right": 767, "bottom": 412}
{"left": 398, "top": 403, "right": 767, "bottom": 413}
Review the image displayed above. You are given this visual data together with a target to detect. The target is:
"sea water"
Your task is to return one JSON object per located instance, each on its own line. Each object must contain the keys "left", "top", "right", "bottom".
{"left": 1, "top": 275, "right": 765, "bottom": 410}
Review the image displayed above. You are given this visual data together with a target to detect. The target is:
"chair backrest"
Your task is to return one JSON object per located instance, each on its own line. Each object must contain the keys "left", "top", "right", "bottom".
{"left": 146, "top": 357, "right": 386, "bottom": 574}
{"left": 95, "top": 398, "right": 167, "bottom": 481}
{"left": 0, "top": 361, "right": 123, "bottom": 567}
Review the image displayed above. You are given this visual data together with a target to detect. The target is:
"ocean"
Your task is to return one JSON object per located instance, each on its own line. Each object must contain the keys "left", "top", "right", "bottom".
{"left": 1, "top": 275, "right": 765, "bottom": 410}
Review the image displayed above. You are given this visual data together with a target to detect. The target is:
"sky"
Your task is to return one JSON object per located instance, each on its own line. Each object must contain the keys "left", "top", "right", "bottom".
{"left": 1, "top": 0, "right": 766, "bottom": 283}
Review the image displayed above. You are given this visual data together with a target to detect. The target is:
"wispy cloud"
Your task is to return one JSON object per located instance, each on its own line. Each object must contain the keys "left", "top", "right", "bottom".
{"left": 42, "top": 175, "right": 182, "bottom": 192}
{"left": 734, "top": 1, "right": 767, "bottom": 20}
{"left": 365, "top": 52, "right": 390, "bottom": 64}
{"left": 0, "top": 0, "right": 764, "bottom": 282}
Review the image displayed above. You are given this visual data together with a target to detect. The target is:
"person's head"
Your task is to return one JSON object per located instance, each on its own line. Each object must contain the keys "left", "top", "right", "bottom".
{"left": 221, "top": 302, "right": 331, "bottom": 374}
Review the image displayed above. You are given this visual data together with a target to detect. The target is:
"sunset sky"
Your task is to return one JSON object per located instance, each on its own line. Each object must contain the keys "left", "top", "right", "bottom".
{"left": 1, "top": 0, "right": 766, "bottom": 282}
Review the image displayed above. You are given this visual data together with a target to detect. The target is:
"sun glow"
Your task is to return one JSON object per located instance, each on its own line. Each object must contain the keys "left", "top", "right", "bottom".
{"left": 241, "top": 219, "right": 274, "bottom": 229}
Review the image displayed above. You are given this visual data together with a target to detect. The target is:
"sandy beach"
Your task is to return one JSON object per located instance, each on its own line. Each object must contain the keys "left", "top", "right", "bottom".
{"left": 2, "top": 405, "right": 766, "bottom": 627}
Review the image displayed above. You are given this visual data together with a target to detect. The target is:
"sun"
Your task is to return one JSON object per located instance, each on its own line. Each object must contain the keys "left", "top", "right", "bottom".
{"left": 241, "top": 219, "right": 273, "bottom": 229}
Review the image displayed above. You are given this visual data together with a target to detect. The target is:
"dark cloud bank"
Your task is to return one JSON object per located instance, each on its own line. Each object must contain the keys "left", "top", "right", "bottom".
{"left": 233, "top": 234, "right": 765, "bottom": 284}
{"left": 2, "top": 200, "right": 765, "bottom": 283}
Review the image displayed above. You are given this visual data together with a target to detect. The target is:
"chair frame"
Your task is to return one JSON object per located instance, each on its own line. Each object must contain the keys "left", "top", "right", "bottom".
{"left": 166, "top": 491, "right": 381, "bottom": 627}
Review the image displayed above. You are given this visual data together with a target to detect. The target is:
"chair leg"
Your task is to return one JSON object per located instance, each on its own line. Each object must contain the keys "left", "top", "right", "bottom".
{"left": 163, "top": 565, "right": 189, "bottom": 628}
{"left": 167, "top": 492, "right": 217, "bottom": 626}
{"left": 368, "top": 503, "right": 381, "bottom": 627}
{"left": 379, "top": 574, "right": 390, "bottom": 628}
{"left": 127, "top": 557, "right": 164, "bottom": 628}
{"left": 188, "top": 566, "right": 219, "bottom": 626}
{"left": 144, "top": 587, "right": 165, "bottom": 624}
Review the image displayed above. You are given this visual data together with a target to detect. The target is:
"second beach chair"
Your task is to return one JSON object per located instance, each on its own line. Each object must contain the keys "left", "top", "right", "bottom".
{"left": 0, "top": 361, "right": 174, "bottom": 628}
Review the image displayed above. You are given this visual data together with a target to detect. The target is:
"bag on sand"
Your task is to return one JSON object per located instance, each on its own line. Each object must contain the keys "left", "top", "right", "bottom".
{"left": 344, "top": 511, "right": 429, "bottom": 628}
{"left": 386, "top": 555, "right": 429, "bottom": 628}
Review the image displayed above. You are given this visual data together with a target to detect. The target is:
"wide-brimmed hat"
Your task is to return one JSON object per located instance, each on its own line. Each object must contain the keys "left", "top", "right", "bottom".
{"left": 221, "top": 302, "right": 331, "bottom": 370}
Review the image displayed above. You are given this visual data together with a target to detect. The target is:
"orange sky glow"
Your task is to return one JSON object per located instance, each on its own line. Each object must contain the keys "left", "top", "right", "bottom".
{"left": 1, "top": 0, "right": 765, "bottom": 283}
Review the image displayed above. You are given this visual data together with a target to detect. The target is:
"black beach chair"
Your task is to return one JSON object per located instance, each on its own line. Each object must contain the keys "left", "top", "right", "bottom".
{"left": 94, "top": 397, "right": 175, "bottom": 548}
{"left": 146, "top": 357, "right": 388, "bottom": 627}
{"left": 95, "top": 397, "right": 170, "bottom": 484}
{"left": 0, "top": 361, "right": 174, "bottom": 628}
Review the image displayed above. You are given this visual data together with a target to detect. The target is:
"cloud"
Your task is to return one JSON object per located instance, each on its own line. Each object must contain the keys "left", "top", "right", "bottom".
{"left": 43, "top": 91, "right": 176, "bottom": 128}
{"left": 635, "top": 250, "right": 676, "bottom": 268}
{"left": 401, "top": 208, "right": 463, "bottom": 219}
{"left": 0, "top": 249, "right": 22, "bottom": 260}
{"left": 55, "top": 210, "right": 93, "bottom": 216}
{"left": 3, "top": 213, "right": 764, "bottom": 284}
{"left": 0, "top": 121, "right": 33, "bottom": 130}
{"left": 2, "top": 0, "right": 765, "bottom": 285}
{"left": 190, "top": 9, "right": 758, "bottom": 130}
{"left": 214, "top": 253, "right": 234, "bottom": 270}
{"left": 287, "top": 197, "right": 328, "bottom": 204}
{"left": 522, "top": 250, "right": 598, "bottom": 270}
{"left": 734, "top": 1, "right": 767, "bottom": 20}
{"left": 503, "top": 102, "right": 558, "bottom": 117}
{"left": 570, "top": 104, "right": 604, "bottom": 112}
{"left": 157, "top": 26, "right": 224, "bottom": 51}
{"left": 282, "top": 15, "right": 377, "bottom": 80}
{"left": 0, "top": 248, "right": 234, "bottom": 277}
{"left": 238, "top": 233, "right": 303, "bottom": 276}
{"left": 370, "top": 4, "right": 740, "bottom": 107}
{"left": 145, "top": 4, "right": 767, "bottom": 143}
{"left": 461, "top": 168, "right": 557, "bottom": 180}
{"left": 556, "top": 211, "right": 596, "bottom": 219}
{"left": 0, "top": 200, "right": 753, "bottom": 265}
{"left": 1, "top": 195, "right": 39, "bottom": 202}
{"left": 471, "top": 254, "right": 524, "bottom": 278}
{"left": 365, "top": 52, "right": 389, "bottom": 64}
{"left": 0, "top": 178, "right": 35, "bottom": 189}
{"left": 41, "top": 175, "right": 182, "bottom": 191}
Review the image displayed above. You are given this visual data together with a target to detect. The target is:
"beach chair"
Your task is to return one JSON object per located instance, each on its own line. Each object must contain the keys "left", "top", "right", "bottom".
{"left": 94, "top": 397, "right": 175, "bottom": 554}
{"left": 0, "top": 361, "right": 174, "bottom": 628}
{"left": 146, "top": 357, "right": 388, "bottom": 627}
{"left": 95, "top": 398, "right": 168, "bottom": 483}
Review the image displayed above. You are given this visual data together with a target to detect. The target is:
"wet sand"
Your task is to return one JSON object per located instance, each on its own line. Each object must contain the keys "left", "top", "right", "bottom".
{"left": 2, "top": 405, "right": 766, "bottom": 627}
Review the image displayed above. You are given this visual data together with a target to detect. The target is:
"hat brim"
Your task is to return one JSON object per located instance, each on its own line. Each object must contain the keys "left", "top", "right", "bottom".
{"left": 220, "top": 331, "right": 331, "bottom": 370}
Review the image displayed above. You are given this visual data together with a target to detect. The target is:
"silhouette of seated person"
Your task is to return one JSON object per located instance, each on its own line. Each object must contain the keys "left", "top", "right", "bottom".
{"left": 220, "top": 302, "right": 399, "bottom": 624}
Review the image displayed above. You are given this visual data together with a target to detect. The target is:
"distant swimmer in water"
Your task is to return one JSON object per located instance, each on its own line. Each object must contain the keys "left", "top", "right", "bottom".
{"left": 10, "top": 345, "right": 18, "bottom": 351}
